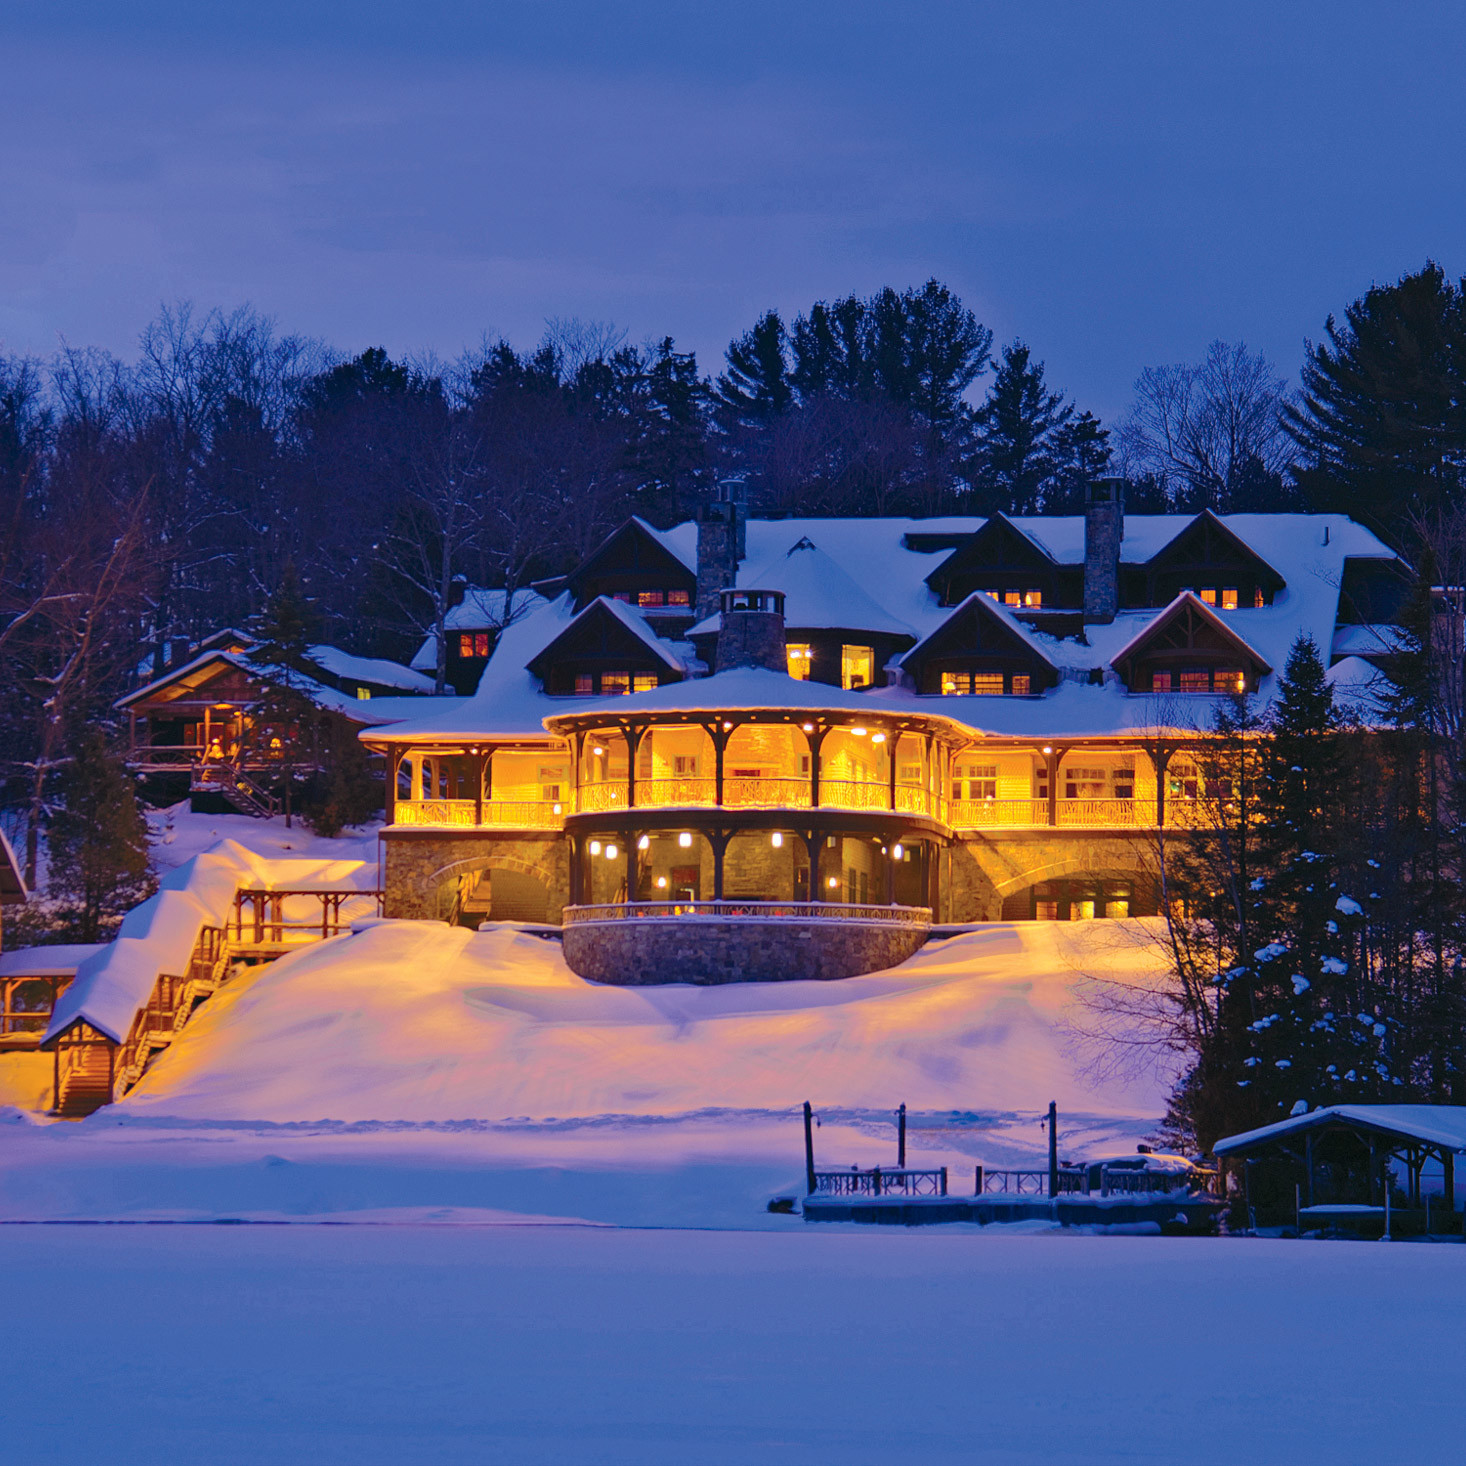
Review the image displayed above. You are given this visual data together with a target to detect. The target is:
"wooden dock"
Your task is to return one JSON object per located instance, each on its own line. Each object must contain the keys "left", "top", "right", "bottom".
{"left": 801, "top": 1192, "right": 1221, "bottom": 1232}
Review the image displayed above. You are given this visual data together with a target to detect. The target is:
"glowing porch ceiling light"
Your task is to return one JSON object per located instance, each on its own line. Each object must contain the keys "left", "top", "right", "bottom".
{"left": 588, "top": 840, "right": 602, "bottom": 855}
{"left": 827, "top": 876, "right": 839, "bottom": 888}
{"left": 872, "top": 733, "right": 886, "bottom": 743}
{"left": 771, "top": 832, "right": 783, "bottom": 848}
{"left": 802, "top": 723, "right": 814, "bottom": 733}
{"left": 678, "top": 831, "right": 693, "bottom": 848}
{"left": 637, "top": 835, "right": 650, "bottom": 850}
{"left": 892, "top": 843, "right": 904, "bottom": 860}
{"left": 592, "top": 745, "right": 605, "bottom": 756}
{"left": 656, "top": 876, "right": 668, "bottom": 888}
{"left": 605, "top": 844, "right": 619, "bottom": 861}
{"left": 851, "top": 726, "right": 867, "bottom": 736}
{"left": 1042, "top": 745, "right": 1053, "bottom": 755}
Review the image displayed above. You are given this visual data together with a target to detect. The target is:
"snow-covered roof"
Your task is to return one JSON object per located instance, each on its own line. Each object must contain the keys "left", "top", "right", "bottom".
{"left": 901, "top": 590, "right": 1060, "bottom": 671}
{"left": 0, "top": 943, "right": 105, "bottom": 977}
{"left": 42, "top": 840, "right": 378, "bottom": 1046}
{"left": 364, "top": 512, "right": 1404, "bottom": 747}
{"left": 592, "top": 596, "right": 690, "bottom": 671}
{"left": 1214, "top": 1104, "right": 1466, "bottom": 1156}
{"left": 305, "top": 645, "right": 436, "bottom": 694}
{"left": 1107, "top": 591, "right": 1274, "bottom": 673}
{"left": 408, "top": 587, "right": 546, "bottom": 671}
{"left": 692, "top": 536, "right": 917, "bottom": 639}
{"left": 1330, "top": 624, "right": 1410, "bottom": 659}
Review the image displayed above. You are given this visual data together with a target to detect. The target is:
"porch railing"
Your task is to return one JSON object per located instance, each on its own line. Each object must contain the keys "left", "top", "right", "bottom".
{"left": 562, "top": 900, "right": 932, "bottom": 926}
{"left": 395, "top": 799, "right": 566, "bottom": 829}
{"left": 813, "top": 1167, "right": 948, "bottom": 1197}
{"left": 723, "top": 775, "right": 812, "bottom": 809}
{"left": 230, "top": 888, "right": 384, "bottom": 946}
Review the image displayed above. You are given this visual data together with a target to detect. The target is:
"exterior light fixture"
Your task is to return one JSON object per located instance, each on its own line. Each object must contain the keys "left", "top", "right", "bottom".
{"left": 1042, "top": 745, "right": 1053, "bottom": 755}
{"left": 656, "top": 876, "right": 668, "bottom": 889}
{"left": 802, "top": 722, "right": 814, "bottom": 733}
{"left": 553, "top": 802, "right": 563, "bottom": 814}
{"left": 851, "top": 726, "right": 867, "bottom": 736}
{"left": 872, "top": 733, "right": 886, "bottom": 744}
{"left": 589, "top": 840, "right": 602, "bottom": 856}
{"left": 592, "top": 745, "right": 605, "bottom": 756}
{"left": 637, "top": 835, "right": 650, "bottom": 850}
{"left": 892, "top": 843, "right": 904, "bottom": 860}
{"left": 722, "top": 721, "right": 733, "bottom": 731}
{"left": 771, "top": 832, "right": 783, "bottom": 848}
{"left": 605, "top": 843, "right": 619, "bottom": 861}
{"left": 827, "top": 875, "right": 839, "bottom": 889}
{"left": 678, "top": 831, "right": 693, "bottom": 848}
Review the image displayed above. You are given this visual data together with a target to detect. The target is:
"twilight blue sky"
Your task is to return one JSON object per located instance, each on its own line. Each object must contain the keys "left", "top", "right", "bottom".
{"left": 0, "top": 1, "right": 1462, "bottom": 418}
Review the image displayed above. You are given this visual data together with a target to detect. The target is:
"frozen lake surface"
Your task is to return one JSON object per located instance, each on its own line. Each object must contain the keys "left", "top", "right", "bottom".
{"left": 8, "top": 1224, "right": 1463, "bottom": 1466}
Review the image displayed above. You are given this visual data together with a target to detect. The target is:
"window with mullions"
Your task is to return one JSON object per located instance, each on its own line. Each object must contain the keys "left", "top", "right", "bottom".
{"left": 458, "top": 632, "right": 491, "bottom": 659}
{"left": 951, "top": 763, "right": 997, "bottom": 800}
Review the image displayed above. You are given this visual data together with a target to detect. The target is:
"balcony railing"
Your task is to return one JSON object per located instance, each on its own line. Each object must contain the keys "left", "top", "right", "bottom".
{"left": 1057, "top": 798, "right": 1143, "bottom": 827}
{"left": 949, "top": 798, "right": 1048, "bottom": 828}
{"left": 563, "top": 900, "right": 932, "bottom": 926}
{"left": 395, "top": 799, "right": 566, "bottom": 829}
{"left": 724, "top": 775, "right": 812, "bottom": 810}
{"left": 635, "top": 776, "right": 718, "bottom": 807}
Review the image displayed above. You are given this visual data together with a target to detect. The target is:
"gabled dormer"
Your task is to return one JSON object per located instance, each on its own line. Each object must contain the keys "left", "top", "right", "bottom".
{"left": 1111, "top": 592, "right": 1272, "bottom": 694}
{"left": 525, "top": 597, "right": 685, "bottom": 697}
{"left": 901, "top": 591, "right": 1060, "bottom": 696}
{"left": 1125, "top": 510, "right": 1285, "bottom": 610}
{"left": 564, "top": 517, "right": 697, "bottom": 618}
{"left": 923, "top": 514, "right": 1082, "bottom": 610}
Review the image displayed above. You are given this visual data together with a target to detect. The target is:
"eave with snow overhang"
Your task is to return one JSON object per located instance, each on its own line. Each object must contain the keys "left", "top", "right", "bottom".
{"left": 900, "top": 591, "right": 1062, "bottom": 696}
{"left": 1109, "top": 592, "right": 1273, "bottom": 695}
{"left": 525, "top": 596, "right": 688, "bottom": 697}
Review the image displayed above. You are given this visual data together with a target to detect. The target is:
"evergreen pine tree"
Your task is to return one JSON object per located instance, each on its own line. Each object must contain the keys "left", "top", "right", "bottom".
{"left": 713, "top": 311, "right": 792, "bottom": 428}
{"left": 1044, "top": 410, "right": 1111, "bottom": 511}
{"left": 47, "top": 728, "right": 154, "bottom": 942}
{"left": 972, "top": 342, "right": 1073, "bottom": 513}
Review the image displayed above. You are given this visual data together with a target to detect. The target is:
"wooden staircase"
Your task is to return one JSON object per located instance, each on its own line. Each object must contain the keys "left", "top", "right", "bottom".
{"left": 193, "top": 760, "right": 281, "bottom": 818}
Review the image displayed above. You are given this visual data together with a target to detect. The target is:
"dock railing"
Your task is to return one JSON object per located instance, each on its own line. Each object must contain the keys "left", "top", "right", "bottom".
{"left": 813, "top": 1167, "right": 948, "bottom": 1198}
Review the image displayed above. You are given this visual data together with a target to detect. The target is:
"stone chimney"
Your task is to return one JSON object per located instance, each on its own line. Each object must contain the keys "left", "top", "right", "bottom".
{"left": 714, "top": 588, "right": 787, "bottom": 673}
{"left": 695, "top": 479, "right": 746, "bottom": 620}
{"left": 1083, "top": 477, "right": 1124, "bottom": 623}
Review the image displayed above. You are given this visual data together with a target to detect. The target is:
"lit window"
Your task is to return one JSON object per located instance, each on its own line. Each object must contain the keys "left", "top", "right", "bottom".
{"left": 638, "top": 591, "right": 664, "bottom": 608}
{"left": 612, "top": 592, "right": 631, "bottom": 602}
{"left": 1113, "top": 764, "right": 1135, "bottom": 800}
{"left": 1023, "top": 589, "right": 1042, "bottom": 608}
{"left": 1065, "top": 767, "right": 1106, "bottom": 800}
{"left": 1105, "top": 894, "right": 1130, "bottom": 919}
{"left": 787, "top": 644, "right": 813, "bottom": 680}
{"left": 1035, "top": 899, "right": 1060, "bottom": 921}
{"left": 941, "top": 672, "right": 971, "bottom": 695}
{"left": 1200, "top": 588, "right": 1217, "bottom": 606}
{"left": 841, "top": 645, "right": 874, "bottom": 689}
{"left": 1072, "top": 899, "right": 1096, "bottom": 920}
{"left": 971, "top": 673, "right": 1003, "bottom": 695}
{"left": 574, "top": 674, "right": 594, "bottom": 696}
{"left": 1179, "top": 669, "right": 1209, "bottom": 693}
{"left": 1221, "top": 587, "right": 1239, "bottom": 610}
{"left": 666, "top": 588, "right": 691, "bottom": 607}
{"left": 1003, "top": 590, "right": 1022, "bottom": 607}
{"left": 356, "top": 687, "right": 371, "bottom": 701}
{"left": 1253, "top": 587, "right": 1266, "bottom": 608}
{"left": 633, "top": 674, "right": 658, "bottom": 692}
{"left": 952, "top": 763, "right": 997, "bottom": 800}
{"left": 1215, "top": 668, "right": 1245, "bottom": 693}
{"left": 1151, "top": 671, "right": 1172, "bottom": 693}
{"left": 458, "top": 632, "right": 490, "bottom": 658}
{"left": 601, "top": 672, "right": 631, "bottom": 695}
{"left": 1011, "top": 674, "right": 1031, "bottom": 695}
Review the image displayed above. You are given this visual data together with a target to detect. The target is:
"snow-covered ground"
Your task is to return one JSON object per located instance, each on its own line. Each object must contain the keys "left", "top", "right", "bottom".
{"left": 8, "top": 1224, "right": 1464, "bottom": 1466}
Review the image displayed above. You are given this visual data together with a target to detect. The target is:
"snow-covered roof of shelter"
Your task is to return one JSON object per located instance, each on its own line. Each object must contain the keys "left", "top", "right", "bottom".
{"left": 1213, "top": 1104, "right": 1466, "bottom": 1156}
{"left": 43, "top": 841, "right": 378, "bottom": 1046}
{"left": 0, "top": 943, "right": 105, "bottom": 978}
{"left": 306, "top": 645, "right": 436, "bottom": 693}
{"left": 1330, "top": 624, "right": 1410, "bottom": 659}
{"left": 692, "top": 536, "right": 917, "bottom": 639}
{"left": 0, "top": 828, "right": 26, "bottom": 904}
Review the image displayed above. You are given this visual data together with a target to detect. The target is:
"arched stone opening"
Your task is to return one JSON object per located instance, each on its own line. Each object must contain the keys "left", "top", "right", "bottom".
{"left": 429, "top": 852, "right": 556, "bottom": 926}
{"left": 998, "top": 869, "right": 1159, "bottom": 921}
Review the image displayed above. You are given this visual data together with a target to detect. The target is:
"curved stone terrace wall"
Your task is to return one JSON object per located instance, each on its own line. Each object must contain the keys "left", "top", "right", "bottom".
{"left": 560, "top": 900, "right": 931, "bottom": 985}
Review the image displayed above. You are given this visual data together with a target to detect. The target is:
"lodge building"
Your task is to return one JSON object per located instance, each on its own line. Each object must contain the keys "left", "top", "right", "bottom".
{"left": 363, "top": 485, "right": 1410, "bottom": 983}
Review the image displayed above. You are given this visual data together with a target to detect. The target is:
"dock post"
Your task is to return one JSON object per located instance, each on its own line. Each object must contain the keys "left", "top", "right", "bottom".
{"left": 803, "top": 1101, "right": 816, "bottom": 1195}
{"left": 898, "top": 1102, "right": 906, "bottom": 1168}
{"left": 1047, "top": 1100, "right": 1058, "bottom": 1198}
{"left": 974, "top": 1164, "right": 983, "bottom": 1195}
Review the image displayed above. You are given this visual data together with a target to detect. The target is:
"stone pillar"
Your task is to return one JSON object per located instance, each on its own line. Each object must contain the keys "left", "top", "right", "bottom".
{"left": 1083, "top": 477, "right": 1124, "bottom": 624}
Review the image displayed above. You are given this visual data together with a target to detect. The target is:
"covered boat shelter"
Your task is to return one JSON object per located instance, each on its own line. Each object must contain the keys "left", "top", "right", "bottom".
{"left": 1214, "top": 1105, "right": 1466, "bottom": 1236}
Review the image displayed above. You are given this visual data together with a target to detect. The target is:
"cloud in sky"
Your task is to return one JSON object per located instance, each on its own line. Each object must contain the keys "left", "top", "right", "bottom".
{"left": 1, "top": 1, "right": 1463, "bottom": 417}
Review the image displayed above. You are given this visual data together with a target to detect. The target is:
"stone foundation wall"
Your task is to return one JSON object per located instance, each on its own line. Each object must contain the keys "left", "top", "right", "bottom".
{"left": 382, "top": 831, "right": 568, "bottom": 921}
{"left": 562, "top": 917, "right": 929, "bottom": 985}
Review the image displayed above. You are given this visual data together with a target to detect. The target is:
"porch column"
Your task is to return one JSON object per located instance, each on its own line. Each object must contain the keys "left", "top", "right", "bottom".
{"left": 886, "top": 731, "right": 898, "bottom": 812}
{"left": 800, "top": 831, "right": 821, "bottom": 902}
{"left": 623, "top": 723, "right": 645, "bottom": 809}
{"left": 624, "top": 830, "right": 635, "bottom": 905}
{"left": 384, "top": 743, "right": 398, "bottom": 824}
{"left": 473, "top": 749, "right": 486, "bottom": 827}
{"left": 711, "top": 830, "right": 731, "bottom": 901}
{"left": 1444, "top": 1150, "right": 1457, "bottom": 1213}
{"left": 884, "top": 845, "right": 896, "bottom": 905}
{"left": 1149, "top": 746, "right": 1172, "bottom": 828}
{"left": 807, "top": 726, "right": 828, "bottom": 809}
{"left": 1045, "top": 747, "right": 1065, "bottom": 827}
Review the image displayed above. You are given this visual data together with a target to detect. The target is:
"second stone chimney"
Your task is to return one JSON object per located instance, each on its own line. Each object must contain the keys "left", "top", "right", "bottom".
{"left": 695, "top": 479, "right": 746, "bottom": 621}
{"left": 1083, "top": 477, "right": 1124, "bottom": 623}
{"left": 714, "top": 588, "right": 787, "bottom": 673}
